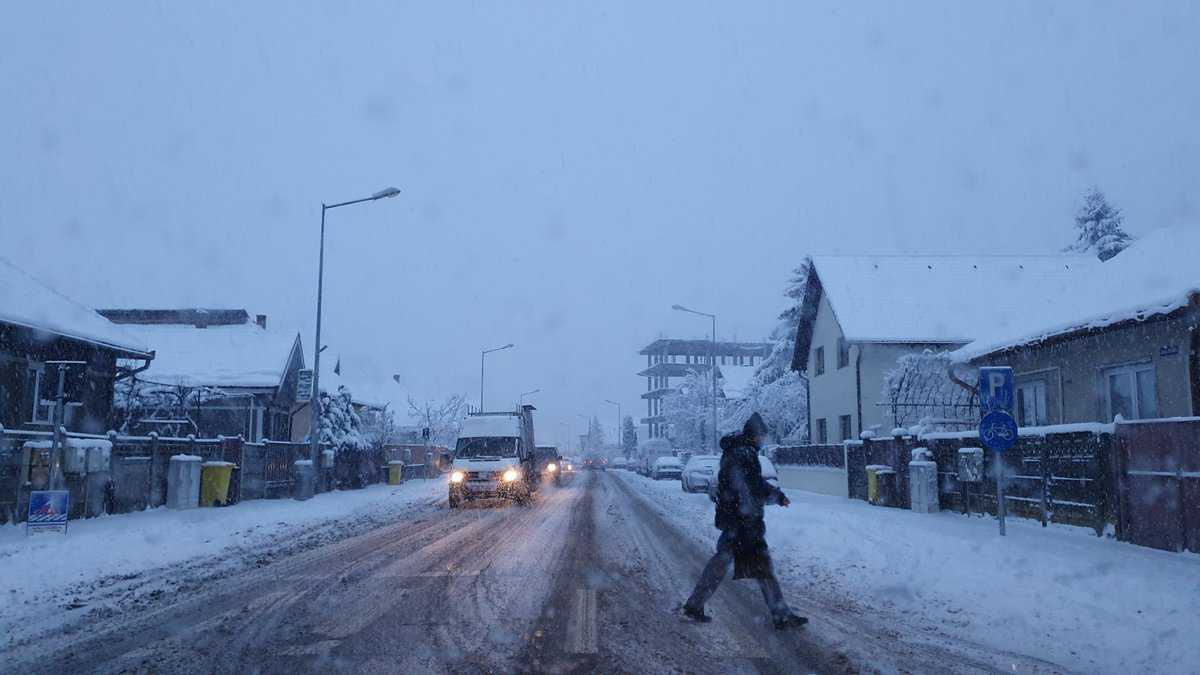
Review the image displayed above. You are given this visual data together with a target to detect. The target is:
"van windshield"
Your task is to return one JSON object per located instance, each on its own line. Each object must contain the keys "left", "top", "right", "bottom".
{"left": 455, "top": 437, "right": 518, "bottom": 459}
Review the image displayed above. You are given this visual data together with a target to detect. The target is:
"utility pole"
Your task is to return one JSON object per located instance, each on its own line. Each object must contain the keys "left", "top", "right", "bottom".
{"left": 46, "top": 361, "right": 86, "bottom": 490}
{"left": 672, "top": 305, "right": 720, "bottom": 455}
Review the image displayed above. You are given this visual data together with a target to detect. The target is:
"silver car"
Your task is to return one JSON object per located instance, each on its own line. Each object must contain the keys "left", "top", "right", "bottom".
{"left": 704, "top": 455, "right": 781, "bottom": 499}
{"left": 681, "top": 455, "right": 720, "bottom": 493}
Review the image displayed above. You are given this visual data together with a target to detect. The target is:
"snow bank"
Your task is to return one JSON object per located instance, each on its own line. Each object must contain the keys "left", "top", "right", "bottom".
{"left": 619, "top": 473, "right": 1200, "bottom": 674}
{"left": 170, "top": 454, "right": 202, "bottom": 462}
{"left": 0, "top": 480, "right": 445, "bottom": 644}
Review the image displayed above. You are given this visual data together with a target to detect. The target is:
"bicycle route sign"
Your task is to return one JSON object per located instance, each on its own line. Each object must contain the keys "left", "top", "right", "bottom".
{"left": 979, "top": 410, "right": 1018, "bottom": 452}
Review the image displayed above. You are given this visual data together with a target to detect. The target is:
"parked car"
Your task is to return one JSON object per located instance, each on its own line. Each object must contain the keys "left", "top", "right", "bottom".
{"left": 611, "top": 457, "right": 628, "bottom": 470}
{"left": 635, "top": 438, "right": 672, "bottom": 476}
{"left": 681, "top": 455, "right": 720, "bottom": 493}
{"left": 651, "top": 455, "right": 683, "bottom": 480}
{"left": 706, "top": 454, "right": 780, "bottom": 499}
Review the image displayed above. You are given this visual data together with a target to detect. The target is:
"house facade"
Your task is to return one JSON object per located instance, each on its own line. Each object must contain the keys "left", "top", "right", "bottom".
{"left": 791, "top": 254, "right": 1098, "bottom": 442}
{"left": 101, "top": 309, "right": 305, "bottom": 442}
{"left": 0, "top": 259, "right": 153, "bottom": 434}
{"left": 954, "top": 228, "right": 1200, "bottom": 425}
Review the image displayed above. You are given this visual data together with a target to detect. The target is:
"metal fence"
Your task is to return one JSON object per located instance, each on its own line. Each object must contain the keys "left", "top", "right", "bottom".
{"left": 0, "top": 428, "right": 373, "bottom": 524}
{"left": 772, "top": 444, "right": 845, "bottom": 468}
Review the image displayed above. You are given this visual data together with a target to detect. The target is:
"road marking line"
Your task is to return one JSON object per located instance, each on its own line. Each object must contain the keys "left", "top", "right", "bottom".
{"left": 570, "top": 588, "right": 598, "bottom": 654}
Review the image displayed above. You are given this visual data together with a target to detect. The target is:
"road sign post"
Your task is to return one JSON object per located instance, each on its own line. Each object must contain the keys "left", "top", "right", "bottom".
{"left": 978, "top": 367, "right": 1016, "bottom": 536}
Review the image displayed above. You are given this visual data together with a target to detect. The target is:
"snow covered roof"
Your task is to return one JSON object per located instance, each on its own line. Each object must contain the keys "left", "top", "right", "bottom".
{"left": 808, "top": 254, "right": 1099, "bottom": 345}
{"left": 120, "top": 323, "right": 302, "bottom": 389}
{"left": 718, "top": 365, "right": 756, "bottom": 400}
{"left": 954, "top": 226, "right": 1200, "bottom": 361}
{"left": 458, "top": 414, "right": 522, "bottom": 439}
{"left": 0, "top": 257, "right": 151, "bottom": 357}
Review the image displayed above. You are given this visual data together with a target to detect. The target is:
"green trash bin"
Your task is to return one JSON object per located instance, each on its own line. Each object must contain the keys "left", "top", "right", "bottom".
{"left": 200, "top": 461, "right": 236, "bottom": 506}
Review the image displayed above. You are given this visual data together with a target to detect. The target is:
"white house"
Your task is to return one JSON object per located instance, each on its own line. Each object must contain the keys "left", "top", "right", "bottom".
{"left": 790, "top": 254, "right": 1099, "bottom": 443}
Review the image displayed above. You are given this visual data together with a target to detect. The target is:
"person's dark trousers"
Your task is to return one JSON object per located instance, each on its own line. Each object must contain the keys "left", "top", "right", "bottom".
{"left": 685, "top": 529, "right": 790, "bottom": 619}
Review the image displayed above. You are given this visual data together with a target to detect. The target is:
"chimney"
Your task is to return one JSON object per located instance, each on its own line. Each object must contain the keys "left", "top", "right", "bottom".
{"left": 255, "top": 314, "right": 267, "bottom": 330}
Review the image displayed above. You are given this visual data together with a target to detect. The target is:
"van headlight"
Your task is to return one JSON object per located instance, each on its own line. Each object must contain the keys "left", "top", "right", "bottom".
{"left": 547, "top": 463, "right": 557, "bottom": 472}
{"left": 503, "top": 469, "right": 520, "bottom": 482}
{"left": 450, "top": 471, "right": 465, "bottom": 483}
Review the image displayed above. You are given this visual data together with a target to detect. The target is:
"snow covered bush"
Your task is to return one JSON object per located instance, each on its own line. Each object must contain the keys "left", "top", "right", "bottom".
{"left": 317, "top": 386, "right": 368, "bottom": 452}
{"left": 881, "top": 351, "right": 976, "bottom": 433}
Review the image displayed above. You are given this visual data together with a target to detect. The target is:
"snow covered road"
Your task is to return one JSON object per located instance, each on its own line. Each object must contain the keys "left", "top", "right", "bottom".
{"left": 4, "top": 471, "right": 1184, "bottom": 673}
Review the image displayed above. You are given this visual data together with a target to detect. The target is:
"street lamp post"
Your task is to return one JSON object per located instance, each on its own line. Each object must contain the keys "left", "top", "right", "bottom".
{"left": 672, "top": 304, "right": 719, "bottom": 455}
{"left": 520, "top": 388, "right": 540, "bottom": 406}
{"left": 480, "top": 343, "right": 514, "bottom": 410}
{"left": 309, "top": 187, "right": 401, "bottom": 467}
{"left": 604, "top": 399, "right": 621, "bottom": 450}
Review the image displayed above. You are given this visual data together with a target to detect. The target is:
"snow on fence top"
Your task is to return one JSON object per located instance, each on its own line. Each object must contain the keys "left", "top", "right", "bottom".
{"left": 118, "top": 323, "right": 301, "bottom": 389}
{"left": 918, "top": 421, "right": 1114, "bottom": 441}
{"left": 809, "top": 253, "right": 1098, "bottom": 344}
{"left": 953, "top": 226, "right": 1200, "bottom": 361}
{"left": 0, "top": 257, "right": 150, "bottom": 357}
{"left": 458, "top": 414, "right": 521, "bottom": 439}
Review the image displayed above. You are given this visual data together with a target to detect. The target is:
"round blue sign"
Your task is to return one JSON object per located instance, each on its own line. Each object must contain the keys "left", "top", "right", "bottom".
{"left": 979, "top": 411, "right": 1019, "bottom": 451}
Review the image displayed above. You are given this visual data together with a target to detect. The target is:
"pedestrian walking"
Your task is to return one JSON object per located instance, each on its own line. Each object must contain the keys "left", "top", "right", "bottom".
{"left": 681, "top": 412, "right": 807, "bottom": 629}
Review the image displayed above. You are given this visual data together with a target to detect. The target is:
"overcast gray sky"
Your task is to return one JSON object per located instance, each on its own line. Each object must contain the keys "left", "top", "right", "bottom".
{"left": 3, "top": 1, "right": 1198, "bottom": 448}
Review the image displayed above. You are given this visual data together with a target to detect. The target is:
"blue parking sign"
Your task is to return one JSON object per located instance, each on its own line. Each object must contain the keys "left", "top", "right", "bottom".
{"left": 978, "top": 367, "right": 1014, "bottom": 415}
{"left": 27, "top": 490, "right": 69, "bottom": 535}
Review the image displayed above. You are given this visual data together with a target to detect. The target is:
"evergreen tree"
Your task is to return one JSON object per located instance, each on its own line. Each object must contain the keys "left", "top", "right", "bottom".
{"left": 621, "top": 415, "right": 638, "bottom": 458}
{"left": 316, "top": 385, "right": 367, "bottom": 451}
{"left": 1064, "top": 187, "right": 1133, "bottom": 261}
{"left": 584, "top": 416, "right": 606, "bottom": 453}
{"left": 755, "top": 257, "right": 814, "bottom": 386}
{"left": 724, "top": 257, "right": 812, "bottom": 442}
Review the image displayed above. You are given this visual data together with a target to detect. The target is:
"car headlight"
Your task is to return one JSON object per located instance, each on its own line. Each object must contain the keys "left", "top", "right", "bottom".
{"left": 503, "top": 469, "right": 520, "bottom": 482}
{"left": 450, "top": 471, "right": 465, "bottom": 483}
{"left": 567, "top": 463, "right": 573, "bottom": 471}
{"left": 547, "top": 463, "right": 557, "bottom": 472}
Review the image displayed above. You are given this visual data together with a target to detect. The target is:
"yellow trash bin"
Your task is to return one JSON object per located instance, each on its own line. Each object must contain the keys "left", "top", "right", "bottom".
{"left": 387, "top": 460, "right": 405, "bottom": 485}
{"left": 865, "top": 465, "right": 888, "bottom": 505}
{"left": 200, "top": 461, "right": 235, "bottom": 506}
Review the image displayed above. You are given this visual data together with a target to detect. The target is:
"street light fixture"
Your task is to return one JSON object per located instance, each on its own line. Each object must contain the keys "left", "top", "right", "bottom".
{"left": 604, "top": 399, "right": 621, "bottom": 449}
{"left": 480, "top": 343, "right": 514, "bottom": 410}
{"left": 520, "top": 388, "right": 541, "bottom": 405}
{"left": 672, "top": 303, "right": 719, "bottom": 454}
{"left": 309, "top": 186, "right": 401, "bottom": 466}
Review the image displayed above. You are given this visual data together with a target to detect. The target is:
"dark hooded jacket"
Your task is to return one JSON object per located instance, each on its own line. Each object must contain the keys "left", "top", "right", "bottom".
{"left": 713, "top": 417, "right": 786, "bottom": 579}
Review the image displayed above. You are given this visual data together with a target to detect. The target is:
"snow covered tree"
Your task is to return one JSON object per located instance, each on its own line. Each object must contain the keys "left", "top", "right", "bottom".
{"left": 584, "top": 416, "right": 606, "bottom": 454}
{"left": 755, "top": 258, "right": 814, "bottom": 386}
{"left": 662, "top": 369, "right": 728, "bottom": 449}
{"left": 317, "top": 385, "right": 367, "bottom": 451}
{"left": 360, "top": 406, "right": 400, "bottom": 446}
{"left": 726, "top": 371, "right": 808, "bottom": 443}
{"left": 621, "top": 415, "right": 638, "bottom": 459}
{"left": 1064, "top": 187, "right": 1133, "bottom": 261}
{"left": 723, "top": 257, "right": 813, "bottom": 443}
{"left": 407, "top": 394, "right": 467, "bottom": 448}
{"left": 882, "top": 351, "right": 977, "bottom": 433}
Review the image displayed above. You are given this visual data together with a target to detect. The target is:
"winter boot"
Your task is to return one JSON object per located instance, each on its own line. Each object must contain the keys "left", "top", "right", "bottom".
{"left": 680, "top": 603, "right": 712, "bottom": 623}
{"left": 772, "top": 613, "right": 808, "bottom": 630}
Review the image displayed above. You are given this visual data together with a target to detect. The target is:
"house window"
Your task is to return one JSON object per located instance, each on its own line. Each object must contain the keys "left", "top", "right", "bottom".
{"left": 1016, "top": 380, "right": 1048, "bottom": 427}
{"left": 815, "top": 418, "right": 828, "bottom": 444}
{"left": 814, "top": 347, "right": 825, "bottom": 376}
{"left": 839, "top": 414, "right": 853, "bottom": 441}
{"left": 1104, "top": 364, "right": 1158, "bottom": 420}
{"left": 837, "top": 338, "right": 850, "bottom": 369}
